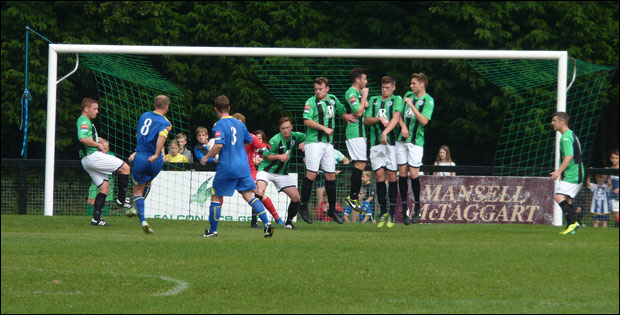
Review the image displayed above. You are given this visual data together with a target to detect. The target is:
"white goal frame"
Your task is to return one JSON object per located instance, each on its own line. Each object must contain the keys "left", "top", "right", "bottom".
{"left": 45, "top": 45, "right": 568, "bottom": 225}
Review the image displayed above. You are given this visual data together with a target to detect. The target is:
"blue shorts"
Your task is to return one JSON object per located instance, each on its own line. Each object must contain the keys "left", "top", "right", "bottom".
{"left": 592, "top": 214, "right": 609, "bottom": 221}
{"left": 132, "top": 152, "right": 164, "bottom": 185}
{"left": 212, "top": 175, "right": 257, "bottom": 197}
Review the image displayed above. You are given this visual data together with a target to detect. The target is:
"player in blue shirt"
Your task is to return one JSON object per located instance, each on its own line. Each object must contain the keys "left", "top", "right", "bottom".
{"left": 200, "top": 95, "right": 275, "bottom": 238}
{"left": 130, "top": 95, "right": 172, "bottom": 234}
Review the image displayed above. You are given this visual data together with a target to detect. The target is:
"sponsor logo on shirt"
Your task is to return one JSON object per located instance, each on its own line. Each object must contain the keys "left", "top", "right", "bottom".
{"left": 80, "top": 123, "right": 89, "bottom": 132}
{"left": 214, "top": 131, "right": 222, "bottom": 140}
{"left": 349, "top": 97, "right": 358, "bottom": 105}
{"left": 304, "top": 105, "right": 310, "bottom": 113}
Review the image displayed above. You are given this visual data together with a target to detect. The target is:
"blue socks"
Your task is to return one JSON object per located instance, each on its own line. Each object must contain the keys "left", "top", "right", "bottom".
{"left": 209, "top": 202, "right": 222, "bottom": 234}
{"left": 132, "top": 196, "right": 146, "bottom": 223}
{"left": 249, "top": 197, "right": 269, "bottom": 228}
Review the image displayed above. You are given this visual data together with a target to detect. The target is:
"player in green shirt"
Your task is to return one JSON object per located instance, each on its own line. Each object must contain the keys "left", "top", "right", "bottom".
{"left": 77, "top": 98, "right": 133, "bottom": 226}
{"left": 255, "top": 117, "right": 306, "bottom": 230}
{"left": 396, "top": 73, "right": 435, "bottom": 225}
{"left": 298, "top": 77, "right": 357, "bottom": 225}
{"left": 550, "top": 112, "right": 585, "bottom": 235}
{"left": 364, "top": 76, "right": 404, "bottom": 228}
{"left": 343, "top": 68, "right": 370, "bottom": 214}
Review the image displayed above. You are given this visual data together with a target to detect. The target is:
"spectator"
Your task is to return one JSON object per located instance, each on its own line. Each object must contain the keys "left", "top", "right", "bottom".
{"left": 609, "top": 149, "right": 619, "bottom": 228}
{"left": 433, "top": 145, "right": 456, "bottom": 176}
{"left": 176, "top": 132, "right": 193, "bottom": 163}
{"left": 315, "top": 189, "right": 343, "bottom": 222}
{"left": 194, "top": 126, "right": 215, "bottom": 164}
{"left": 165, "top": 139, "right": 189, "bottom": 163}
{"left": 344, "top": 188, "right": 374, "bottom": 223}
{"left": 586, "top": 172, "right": 612, "bottom": 228}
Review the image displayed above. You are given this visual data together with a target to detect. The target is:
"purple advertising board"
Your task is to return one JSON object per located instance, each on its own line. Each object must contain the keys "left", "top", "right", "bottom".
{"left": 395, "top": 176, "right": 555, "bottom": 225}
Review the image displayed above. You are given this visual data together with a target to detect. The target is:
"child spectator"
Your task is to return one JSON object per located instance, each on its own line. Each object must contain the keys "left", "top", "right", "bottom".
{"left": 433, "top": 145, "right": 456, "bottom": 176}
{"left": 586, "top": 173, "right": 612, "bottom": 228}
{"left": 194, "top": 126, "right": 215, "bottom": 164}
{"left": 609, "top": 149, "right": 619, "bottom": 227}
{"left": 165, "top": 139, "right": 189, "bottom": 163}
{"left": 316, "top": 189, "right": 343, "bottom": 222}
{"left": 176, "top": 132, "right": 193, "bottom": 162}
{"left": 344, "top": 188, "right": 374, "bottom": 223}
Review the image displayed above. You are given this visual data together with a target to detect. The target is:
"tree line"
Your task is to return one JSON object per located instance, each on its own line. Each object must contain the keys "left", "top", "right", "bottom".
{"left": 1, "top": 1, "right": 618, "bottom": 166}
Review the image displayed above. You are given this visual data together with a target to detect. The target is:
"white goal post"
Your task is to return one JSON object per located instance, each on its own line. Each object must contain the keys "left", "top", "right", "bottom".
{"left": 45, "top": 44, "right": 568, "bottom": 225}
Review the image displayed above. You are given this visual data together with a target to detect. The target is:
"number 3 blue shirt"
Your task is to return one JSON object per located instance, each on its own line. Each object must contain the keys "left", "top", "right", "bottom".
{"left": 135, "top": 111, "right": 172, "bottom": 155}
{"left": 212, "top": 116, "right": 253, "bottom": 179}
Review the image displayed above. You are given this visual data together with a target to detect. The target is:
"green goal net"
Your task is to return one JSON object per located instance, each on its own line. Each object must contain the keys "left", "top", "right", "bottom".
{"left": 469, "top": 58, "right": 614, "bottom": 176}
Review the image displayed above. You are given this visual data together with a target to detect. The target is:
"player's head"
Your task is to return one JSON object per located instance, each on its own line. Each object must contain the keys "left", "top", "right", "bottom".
{"left": 314, "top": 77, "right": 330, "bottom": 100}
{"left": 176, "top": 133, "right": 188, "bottom": 147}
{"left": 551, "top": 112, "right": 569, "bottom": 131}
{"left": 410, "top": 73, "right": 428, "bottom": 94}
{"left": 214, "top": 95, "right": 231, "bottom": 115}
{"left": 196, "top": 126, "right": 209, "bottom": 144}
{"left": 380, "top": 76, "right": 396, "bottom": 98}
{"left": 350, "top": 68, "right": 368, "bottom": 88}
{"left": 232, "top": 113, "right": 246, "bottom": 124}
{"left": 154, "top": 95, "right": 170, "bottom": 114}
{"left": 81, "top": 98, "right": 99, "bottom": 119}
{"left": 279, "top": 117, "right": 293, "bottom": 138}
{"left": 100, "top": 138, "right": 110, "bottom": 154}
{"left": 254, "top": 130, "right": 267, "bottom": 143}
{"left": 436, "top": 145, "right": 452, "bottom": 162}
{"left": 169, "top": 139, "right": 180, "bottom": 156}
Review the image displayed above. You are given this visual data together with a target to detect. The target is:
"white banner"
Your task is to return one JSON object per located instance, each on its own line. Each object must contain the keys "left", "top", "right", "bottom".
{"left": 145, "top": 171, "right": 297, "bottom": 222}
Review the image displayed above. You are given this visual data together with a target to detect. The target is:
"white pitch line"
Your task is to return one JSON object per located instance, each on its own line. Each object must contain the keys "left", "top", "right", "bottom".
{"left": 154, "top": 276, "right": 190, "bottom": 297}
{"left": 2, "top": 267, "right": 189, "bottom": 297}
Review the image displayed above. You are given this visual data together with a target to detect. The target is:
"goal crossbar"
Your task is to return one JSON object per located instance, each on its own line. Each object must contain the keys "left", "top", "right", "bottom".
{"left": 45, "top": 44, "right": 568, "bottom": 225}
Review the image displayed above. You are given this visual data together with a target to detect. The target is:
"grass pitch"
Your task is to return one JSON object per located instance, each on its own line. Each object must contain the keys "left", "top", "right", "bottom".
{"left": 1, "top": 214, "right": 618, "bottom": 314}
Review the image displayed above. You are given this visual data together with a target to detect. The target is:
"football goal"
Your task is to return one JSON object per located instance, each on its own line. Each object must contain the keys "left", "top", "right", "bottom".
{"left": 44, "top": 45, "right": 573, "bottom": 224}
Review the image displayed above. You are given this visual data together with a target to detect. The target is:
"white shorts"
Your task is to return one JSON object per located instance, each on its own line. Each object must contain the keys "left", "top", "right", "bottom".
{"left": 256, "top": 171, "right": 297, "bottom": 192}
{"left": 555, "top": 180, "right": 582, "bottom": 199}
{"left": 612, "top": 199, "right": 619, "bottom": 213}
{"left": 305, "top": 142, "right": 335, "bottom": 173}
{"left": 345, "top": 138, "right": 368, "bottom": 162}
{"left": 370, "top": 145, "right": 397, "bottom": 172}
{"left": 81, "top": 151, "right": 125, "bottom": 187}
{"left": 396, "top": 141, "right": 424, "bottom": 168}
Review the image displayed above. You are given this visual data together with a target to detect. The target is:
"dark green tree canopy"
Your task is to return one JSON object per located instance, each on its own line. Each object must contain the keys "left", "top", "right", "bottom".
{"left": 2, "top": 1, "right": 618, "bottom": 166}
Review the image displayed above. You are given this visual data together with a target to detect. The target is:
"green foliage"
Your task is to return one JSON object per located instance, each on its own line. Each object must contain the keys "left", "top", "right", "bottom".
{"left": 1, "top": 1, "right": 618, "bottom": 163}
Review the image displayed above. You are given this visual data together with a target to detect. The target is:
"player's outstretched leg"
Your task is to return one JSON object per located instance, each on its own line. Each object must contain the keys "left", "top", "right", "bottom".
{"left": 285, "top": 201, "right": 300, "bottom": 230}
{"left": 92, "top": 192, "right": 110, "bottom": 226}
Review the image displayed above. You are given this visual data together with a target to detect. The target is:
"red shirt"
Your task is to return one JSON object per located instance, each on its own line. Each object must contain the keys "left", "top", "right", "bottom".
{"left": 245, "top": 133, "right": 268, "bottom": 179}
{"left": 315, "top": 201, "right": 343, "bottom": 222}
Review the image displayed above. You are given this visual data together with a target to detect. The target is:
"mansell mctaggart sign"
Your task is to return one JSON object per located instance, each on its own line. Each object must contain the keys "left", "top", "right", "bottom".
{"left": 397, "top": 176, "right": 555, "bottom": 225}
